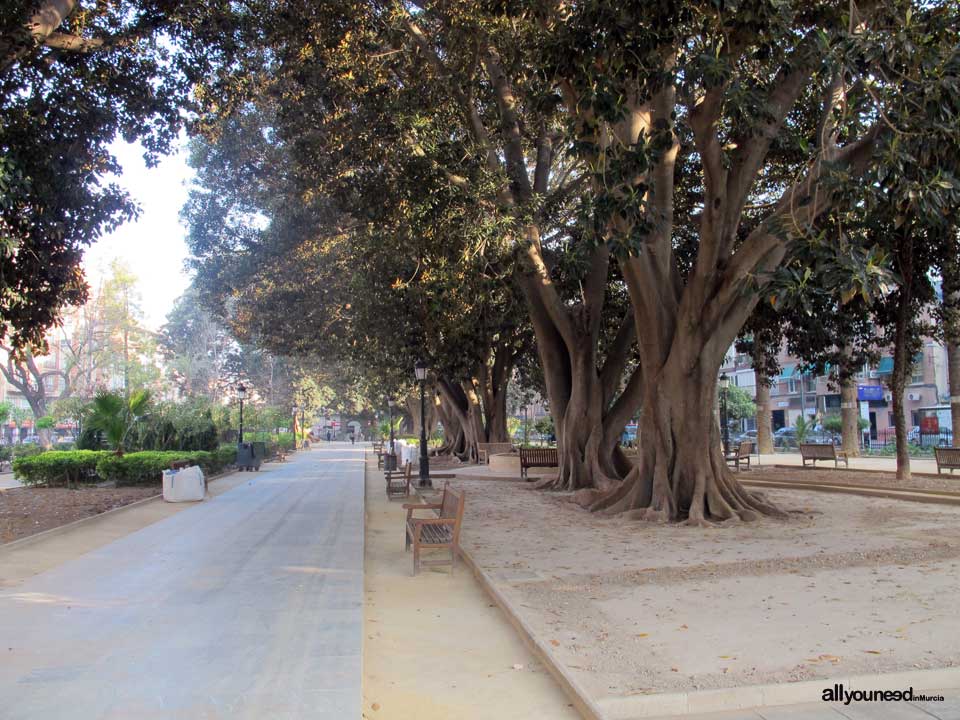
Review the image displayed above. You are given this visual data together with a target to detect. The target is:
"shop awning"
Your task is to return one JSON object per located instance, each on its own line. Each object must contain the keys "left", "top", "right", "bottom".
{"left": 779, "top": 365, "right": 796, "bottom": 379}
{"left": 877, "top": 357, "right": 894, "bottom": 374}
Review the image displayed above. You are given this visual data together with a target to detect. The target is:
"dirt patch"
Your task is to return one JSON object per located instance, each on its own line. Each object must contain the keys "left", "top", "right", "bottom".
{"left": 749, "top": 465, "right": 960, "bottom": 493}
{"left": 446, "top": 478, "right": 960, "bottom": 703}
{"left": 0, "top": 486, "right": 159, "bottom": 544}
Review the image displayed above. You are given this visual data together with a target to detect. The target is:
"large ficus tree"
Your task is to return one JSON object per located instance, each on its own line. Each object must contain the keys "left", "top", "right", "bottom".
{"left": 190, "top": 1, "right": 959, "bottom": 522}
{"left": 0, "top": 0, "right": 245, "bottom": 350}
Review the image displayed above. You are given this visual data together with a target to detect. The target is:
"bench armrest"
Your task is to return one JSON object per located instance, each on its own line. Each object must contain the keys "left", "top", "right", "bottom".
{"left": 404, "top": 503, "right": 441, "bottom": 520}
{"left": 409, "top": 516, "right": 456, "bottom": 526}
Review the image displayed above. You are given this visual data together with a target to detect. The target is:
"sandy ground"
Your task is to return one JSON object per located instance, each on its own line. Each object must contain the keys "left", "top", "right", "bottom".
{"left": 450, "top": 479, "right": 960, "bottom": 705}
{"left": 0, "top": 486, "right": 159, "bottom": 544}
{"left": 362, "top": 456, "right": 579, "bottom": 720}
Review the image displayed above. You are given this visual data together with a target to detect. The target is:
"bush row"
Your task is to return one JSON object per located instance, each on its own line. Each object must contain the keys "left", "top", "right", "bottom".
{"left": 14, "top": 447, "right": 237, "bottom": 487}
{"left": 13, "top": 450, "right": 110, "bottom": 487}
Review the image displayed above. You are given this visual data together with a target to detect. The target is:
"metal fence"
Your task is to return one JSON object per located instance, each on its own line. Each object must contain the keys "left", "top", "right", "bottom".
{"left": 863, "top": 428, "right": 954, "bottom": 454}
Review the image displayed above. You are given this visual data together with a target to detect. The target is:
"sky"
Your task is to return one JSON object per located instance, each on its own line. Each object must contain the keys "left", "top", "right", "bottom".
{"left": 82, "top": 138, "right": 195, "bottom": 330}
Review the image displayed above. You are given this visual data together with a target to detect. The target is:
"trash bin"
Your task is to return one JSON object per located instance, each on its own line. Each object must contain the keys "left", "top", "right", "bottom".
{"left": 236, "top": 442, "right": 263, "bottom": 471}
{"left": 384, "top": 452, "right": 397, "bottom": 471}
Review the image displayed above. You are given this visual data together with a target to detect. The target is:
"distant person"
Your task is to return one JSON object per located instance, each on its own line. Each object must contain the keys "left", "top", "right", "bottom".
{"left": 326, "top": 429, "right": 332, "bottom": 441}
{"left": 349, "top": 430, "right": 355, "bottom": 445}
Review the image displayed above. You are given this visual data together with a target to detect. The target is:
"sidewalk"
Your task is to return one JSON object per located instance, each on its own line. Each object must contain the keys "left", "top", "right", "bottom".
{"left": 0, "top": 446, "right": 364, "bottom": 719}
{"left": 762, "top": 452, "right": 941, "bottom": 474}
{"left": 362, "top": 452, "right": 579, "bottom": 720}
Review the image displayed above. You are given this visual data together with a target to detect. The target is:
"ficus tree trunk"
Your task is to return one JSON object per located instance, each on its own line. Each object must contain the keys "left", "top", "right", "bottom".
{"left": 840, "top": 376, "right": 862, "bottom": 457}
{"left": 517, "top": 242, "right": 643, "bottom": 494}
{"left": 944, "top": 242, "right": 960, "bottom": 448}
{"left": 590, "top": 306, "right": 785, "bottom": 523}
{"left": 436, "top": 346, "right": 515, "bottom": 462}
{"left": 754, "top": 368, "right": 774, "bottom": 454}
{"left": 890, "top": 234, "right": 916, "bottom": 482}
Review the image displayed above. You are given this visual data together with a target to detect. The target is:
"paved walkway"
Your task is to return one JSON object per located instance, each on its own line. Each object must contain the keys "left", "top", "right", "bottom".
{"left": 0, "top": 444, "right": 364, "bottom": 720}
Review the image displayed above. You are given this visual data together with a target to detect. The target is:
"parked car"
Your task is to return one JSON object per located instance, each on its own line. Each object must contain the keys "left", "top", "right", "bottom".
{"left": 22, "top": 435, "right": 39, "bottom": 445}
{"left": 773, "top": 427, "right": 838, "bottom": 448}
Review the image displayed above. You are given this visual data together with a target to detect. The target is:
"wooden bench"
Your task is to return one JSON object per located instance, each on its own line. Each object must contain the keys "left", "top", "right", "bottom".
{"left": 385, "top": 461, "right": 412, "bottom": 499}
{"left": 403, "top": 482, "right": 465, "bottom": 575}
{"left": 800, "top": 443, "right": 848, "bottom": 469}
{"left": 519, "top": 447, "right": 559, "bottom": 479}
{"left": 725, "top": 440, "right": 754, "bottom": 471}
{"left": 477, "top": 442, "right": 513, "bottom": 464}
{"left": 169, "top": 460, "right": 192, "bottom": 471}
{"left": 934, "top": 446, "right": 960, "bottom": 475}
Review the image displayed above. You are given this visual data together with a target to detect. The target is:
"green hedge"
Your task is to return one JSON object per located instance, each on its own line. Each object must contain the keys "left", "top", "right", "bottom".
{"left": 96, "top": 449, "right": 237, "bottom": 486}
{"left": 13, "top": 450, "right": 111, "bottom": 487}
{"left": 13, "top": 447, "right": 238, "bottom": 487}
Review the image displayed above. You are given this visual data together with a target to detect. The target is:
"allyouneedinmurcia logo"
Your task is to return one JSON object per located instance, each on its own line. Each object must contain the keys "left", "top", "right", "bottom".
{"left": 822, "top": 684, "right": 944, "bottom": 705}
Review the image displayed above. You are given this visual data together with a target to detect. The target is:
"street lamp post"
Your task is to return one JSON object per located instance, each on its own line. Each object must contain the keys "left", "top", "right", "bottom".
{"left": 415, "top": 360, "right": 431, "bottom": 488}
{"left": 387, "top": 397, "right": 396, "bottom": 455}
{"left": 237, "top": 383, "right": 247, "bottom": 445}
{"left": 719, "top": 373, "right": 730, "bottom": 456}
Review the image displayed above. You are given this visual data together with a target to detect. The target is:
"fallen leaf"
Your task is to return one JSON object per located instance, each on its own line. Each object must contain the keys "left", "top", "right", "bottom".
{"left": 637, "top": 633, "right": 649, "bottom": 638}
{"left": 864, "top": 650, "right": 883, "bottom": 654}
{"left": 371, "top": 702, "right": 380, "bottom": 711}
{"left": 550, "top": 639, "right": 560, "bottom": 647}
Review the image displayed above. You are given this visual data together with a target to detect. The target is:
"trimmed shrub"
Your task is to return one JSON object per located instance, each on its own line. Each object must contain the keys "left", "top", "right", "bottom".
{"left": 12, "top": 444, "right": 44, "bottom": 459}
{"left": 13, "top": 450, "right": 111, "bottom": 487}
{"left": 95, "top": 449, "right": 237, "bottom": 485}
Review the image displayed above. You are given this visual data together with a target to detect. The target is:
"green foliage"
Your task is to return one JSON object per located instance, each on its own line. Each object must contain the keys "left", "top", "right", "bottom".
{"left": 534, "top": 416, "right": 555, "bottom": 437}
{"left": 87, "top": 389, "right": 152, "bottom": 454}
{"left": 0, "top": 1, "right": 247, "bottom": 350}
{"left": 96, "top": 449, "right": 235, "bottom": 486}
{"left": 13, "top": 450, "right": 110, "bottom": 487}
{"left": 0, "top": 401, "right": 10, "bottom": 424}
{"left": 12, "top": 443, "right": 43, "bottom": 459}
{"left": 35, "top": 415, "right": 54, "bottom": 430}
{"left": 821, "top": 414, "right": 869, "bottom": 434}
{"left": 723, "top": 387, "right": 757, "bottom": 423}
{"left": 794, "top": 415, "right": 812, "bottom": 444}
{"left": 0, "top": 445, "right": 12, "bottom": 463}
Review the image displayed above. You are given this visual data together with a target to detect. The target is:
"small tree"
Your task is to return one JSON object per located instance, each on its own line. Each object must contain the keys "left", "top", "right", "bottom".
{"left": 35, "top": 415, "right": 55, "bottom": 449}
{"left": 88, "top": 390, "right": 151, "bottom": 455}
{"left": 0, "top": 401, "right": 10, "bottom": 444}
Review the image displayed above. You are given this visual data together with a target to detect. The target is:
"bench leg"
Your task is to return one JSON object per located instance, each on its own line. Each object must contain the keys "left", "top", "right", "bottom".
{"left": 405, "top": 527, "right": 411, "bottom": 551}
{"left": 413, "top": 544, "right": 421, "bottom": 576}
{"left": 450, "top": 546, "right": 456, "bottom": 575}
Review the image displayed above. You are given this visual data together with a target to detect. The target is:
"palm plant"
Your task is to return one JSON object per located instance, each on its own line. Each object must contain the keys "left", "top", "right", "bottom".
{"left": 88, "top": 390, "right": 152, "bottom": 455}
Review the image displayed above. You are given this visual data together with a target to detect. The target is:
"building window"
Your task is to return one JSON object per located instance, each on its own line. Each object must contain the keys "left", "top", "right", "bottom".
{"left": 787, "top": 379, "right": 797, "bottom": 394}
{"left": 911, "top": 363, "right": 924, "bottom": 385}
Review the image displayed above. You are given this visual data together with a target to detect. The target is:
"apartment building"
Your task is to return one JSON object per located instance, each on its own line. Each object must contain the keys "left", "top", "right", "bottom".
{"left": 721, "top": 339, "right": 950, "bottom": 440}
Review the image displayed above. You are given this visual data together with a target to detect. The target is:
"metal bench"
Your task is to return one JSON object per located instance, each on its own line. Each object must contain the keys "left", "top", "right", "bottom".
{"left": 519, "top": 447, "right": 559, "bottom": 479}
{"left": 477, "top": 442, "right": 513, "bottom": 464}
{"left": 725, "top": 440, "right": 754, "bottom": 471}
{"left": 403, "top": 482, "right": 465, "bottom": 575}
{"left": 934, "top": 446, "right": 960, "bottom": 475}
{"left": 800, "top": 443, "right": 848, "bottom": 469}
{"left": 385, "top": 461, "right": 412, "bottom": 499}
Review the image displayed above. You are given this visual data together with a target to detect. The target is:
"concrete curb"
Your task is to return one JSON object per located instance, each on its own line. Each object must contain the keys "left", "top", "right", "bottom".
{"left": 742, "top": 478, "right": 960, "bottom": 506}
{"left": 0, "top": 468, "right": 239, "bottom": 552}
{"left": 455, "top": 541, "right": 607, "bottom": 720}
{"left": 769, "top": 462, "right": 946, "bottom": 479}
